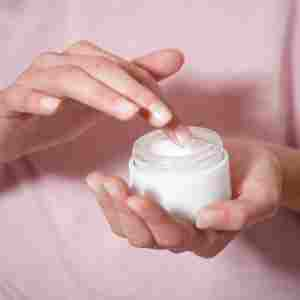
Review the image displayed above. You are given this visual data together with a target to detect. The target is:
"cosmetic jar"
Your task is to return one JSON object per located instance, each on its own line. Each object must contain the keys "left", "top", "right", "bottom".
{"left": 129, "top": 127, "right": 231, "bottom": 222}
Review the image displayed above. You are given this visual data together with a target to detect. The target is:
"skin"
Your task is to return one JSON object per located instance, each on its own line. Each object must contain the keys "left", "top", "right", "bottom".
{"left": 86, "top": 138, "right": 283, "bottom": 257}
{"left": 0, "top": 40, "right": 298, "bottom": 257}
{"left": 0, "top": 41, "right": 184, "bottom": 162}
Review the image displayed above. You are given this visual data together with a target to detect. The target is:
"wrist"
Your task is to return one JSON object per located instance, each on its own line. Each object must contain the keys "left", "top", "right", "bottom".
{"left": 265, "top": 142, "right": 300, "bottom": 212}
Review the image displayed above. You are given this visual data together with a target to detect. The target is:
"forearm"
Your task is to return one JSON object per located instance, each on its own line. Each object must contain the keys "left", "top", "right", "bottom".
{"left": 265, "top": 142, "right": 300, "bottom": 212}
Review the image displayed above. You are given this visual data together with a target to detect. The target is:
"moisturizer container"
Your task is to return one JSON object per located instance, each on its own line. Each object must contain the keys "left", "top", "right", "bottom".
{"left": 129, "top": 127, "right": 232, "bottom": 222}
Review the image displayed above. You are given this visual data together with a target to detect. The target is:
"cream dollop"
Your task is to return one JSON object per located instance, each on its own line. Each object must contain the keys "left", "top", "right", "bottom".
{"left": 150, "top": 137, "right": 209, "bottom": 157}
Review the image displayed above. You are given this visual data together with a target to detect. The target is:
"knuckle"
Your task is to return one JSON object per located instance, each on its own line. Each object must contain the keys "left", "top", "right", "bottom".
{"left": 94, "top": 56, "right": 116, "bottom": 70}
{"left": 32, "top": 51, "right": 60, "bottom": 67}
{"left": 76, "top": 40, "right": 94, "bottom": 48}
{"left": 157, "top": 234, "right": 184, "bottom": 249}
{"left": 129, "top": 237, "right": 154, "bottom": 248}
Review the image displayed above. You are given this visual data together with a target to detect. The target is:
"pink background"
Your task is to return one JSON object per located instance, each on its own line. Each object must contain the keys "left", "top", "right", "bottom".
{"left": 0, "top": 1, "right": 300, "bottom": 299}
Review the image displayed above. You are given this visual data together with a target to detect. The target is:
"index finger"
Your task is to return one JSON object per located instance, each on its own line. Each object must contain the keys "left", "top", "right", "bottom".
{"left": 64, "top": 42, "right": 174, "bottom": 127}
{"left": 32, "top": 52, "right": 173, "bottom": 127}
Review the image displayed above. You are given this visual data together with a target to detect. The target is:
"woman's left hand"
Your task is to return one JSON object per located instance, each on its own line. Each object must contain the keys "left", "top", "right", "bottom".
{"left": 86, "top": 138, "right": 283, "bottom": 257}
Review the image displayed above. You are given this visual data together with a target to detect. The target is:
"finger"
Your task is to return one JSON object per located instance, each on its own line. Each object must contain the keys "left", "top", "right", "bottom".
{"left": 30, "top": 51, "right": 173, "bottom": 127}
{"left": 18, "top": 65, "right": 140, "bottom": 121}
{"left": 192, "top": 230, "right": 237, "bottom": 258}
{"left": 0, "top": 85, "right": 62, "bottom": 116}
{"left": 65, "top": 42, "right": 181, "bottom": 130}
{"left": 239, "top": 154, "right": 282, "bottom": 225}
{"left": 167, "top": 226, "right": 236, "bottom": 258}
{"left": 196, "top": 155, "right": 281, "bottom": 231}
{"left": 99, "top": 176, "right": 156, "bottom": 248}
{"left": 65, "top": 40, "right": 184, "bottom": 81}
{"left": 170, "top": 218, "right": 207, "bottom": 253}
{"left": 195, "top": 193, "right": 278, "bottom": 232}
{"left": 127, "top": 197, "right": 187, "bottom": 249}
{"left": 86, "top": 172, "right": 125, "bottom": 238}
{"left": 65, "top": 42, "right": 168, "bottom": 101}
{"left": 195, "top": 200, "right": 249, "bottom": 231}
{"left": 64, "top": 42, "right": 185, "bottom": 138}
{"left": 65, "top": 42, "right": 188, "bottom": 144}
{"left": 64, "top": 41, "right": 177, "bottom": 100}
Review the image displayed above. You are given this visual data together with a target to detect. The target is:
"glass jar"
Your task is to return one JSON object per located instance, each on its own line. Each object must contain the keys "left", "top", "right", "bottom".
{"left": 129, "top": 127, "right": 232, "bottom": 222}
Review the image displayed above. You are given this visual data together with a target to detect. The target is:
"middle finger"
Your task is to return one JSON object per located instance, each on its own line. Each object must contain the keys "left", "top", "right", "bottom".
{"left": 127, "top": 196, "right": 188, "bottom": 250}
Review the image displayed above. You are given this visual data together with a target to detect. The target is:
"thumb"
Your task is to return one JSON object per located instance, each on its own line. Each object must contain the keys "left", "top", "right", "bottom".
{"left": 195, "top": 199, "right": 250, "bottom": 231}
{"left": 195, "top": 194, "right": 279, "bottom": 231}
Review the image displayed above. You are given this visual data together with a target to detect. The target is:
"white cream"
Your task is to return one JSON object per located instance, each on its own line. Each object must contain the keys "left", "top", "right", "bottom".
{"left": 129, "top": 127, "right": 231, "bottom": 222}
{"left": 150, "top": 138, "right": 207, "bottom": 157}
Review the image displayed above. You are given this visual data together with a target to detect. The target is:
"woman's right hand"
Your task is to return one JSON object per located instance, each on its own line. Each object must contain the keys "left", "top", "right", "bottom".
{"left": 0, "top": 41, "right": 184, "bottom": 162}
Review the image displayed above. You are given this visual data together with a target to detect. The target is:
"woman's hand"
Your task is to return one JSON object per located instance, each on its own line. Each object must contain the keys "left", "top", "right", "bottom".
{"left": 0, "top": 41, "right": 184, "bottom": 162}
{"left": 86, "top": 138, "right": 283, "bottom": 257}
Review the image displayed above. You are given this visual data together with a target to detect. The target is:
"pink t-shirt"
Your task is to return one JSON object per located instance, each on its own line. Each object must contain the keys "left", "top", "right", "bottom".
{"left": 0, "top": 1, "right": 299, "bottom": 299}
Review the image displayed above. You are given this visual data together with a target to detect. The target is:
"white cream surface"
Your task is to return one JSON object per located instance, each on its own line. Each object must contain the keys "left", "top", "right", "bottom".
{"left": 150, "top": 138, "right": 207, "bottom": 157}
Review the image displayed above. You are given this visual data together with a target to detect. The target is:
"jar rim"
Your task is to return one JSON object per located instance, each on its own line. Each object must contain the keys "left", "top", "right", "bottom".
{"left": 131, "top": 126, "right": 224, "bottom": 169}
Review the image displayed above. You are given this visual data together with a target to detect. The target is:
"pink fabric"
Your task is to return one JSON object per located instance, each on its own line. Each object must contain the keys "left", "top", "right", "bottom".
{"left": 0, "top": 1, "right": 299, "bottom": 299}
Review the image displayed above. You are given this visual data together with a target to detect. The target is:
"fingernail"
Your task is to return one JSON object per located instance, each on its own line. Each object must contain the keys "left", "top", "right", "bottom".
{"left": 86, "top": 172, "right": 105, "bottom": 195}
{"left": 196, "top": 208, "right": 221, "bottom": 229}
{"left": 40, "top": 97, "right": 62, "bottom": 114}
{"left": 114, "top": 99, "right": 139, "bottom": 120}
{"left": 149, "top": 102, "right": 173, "bottom": 127}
